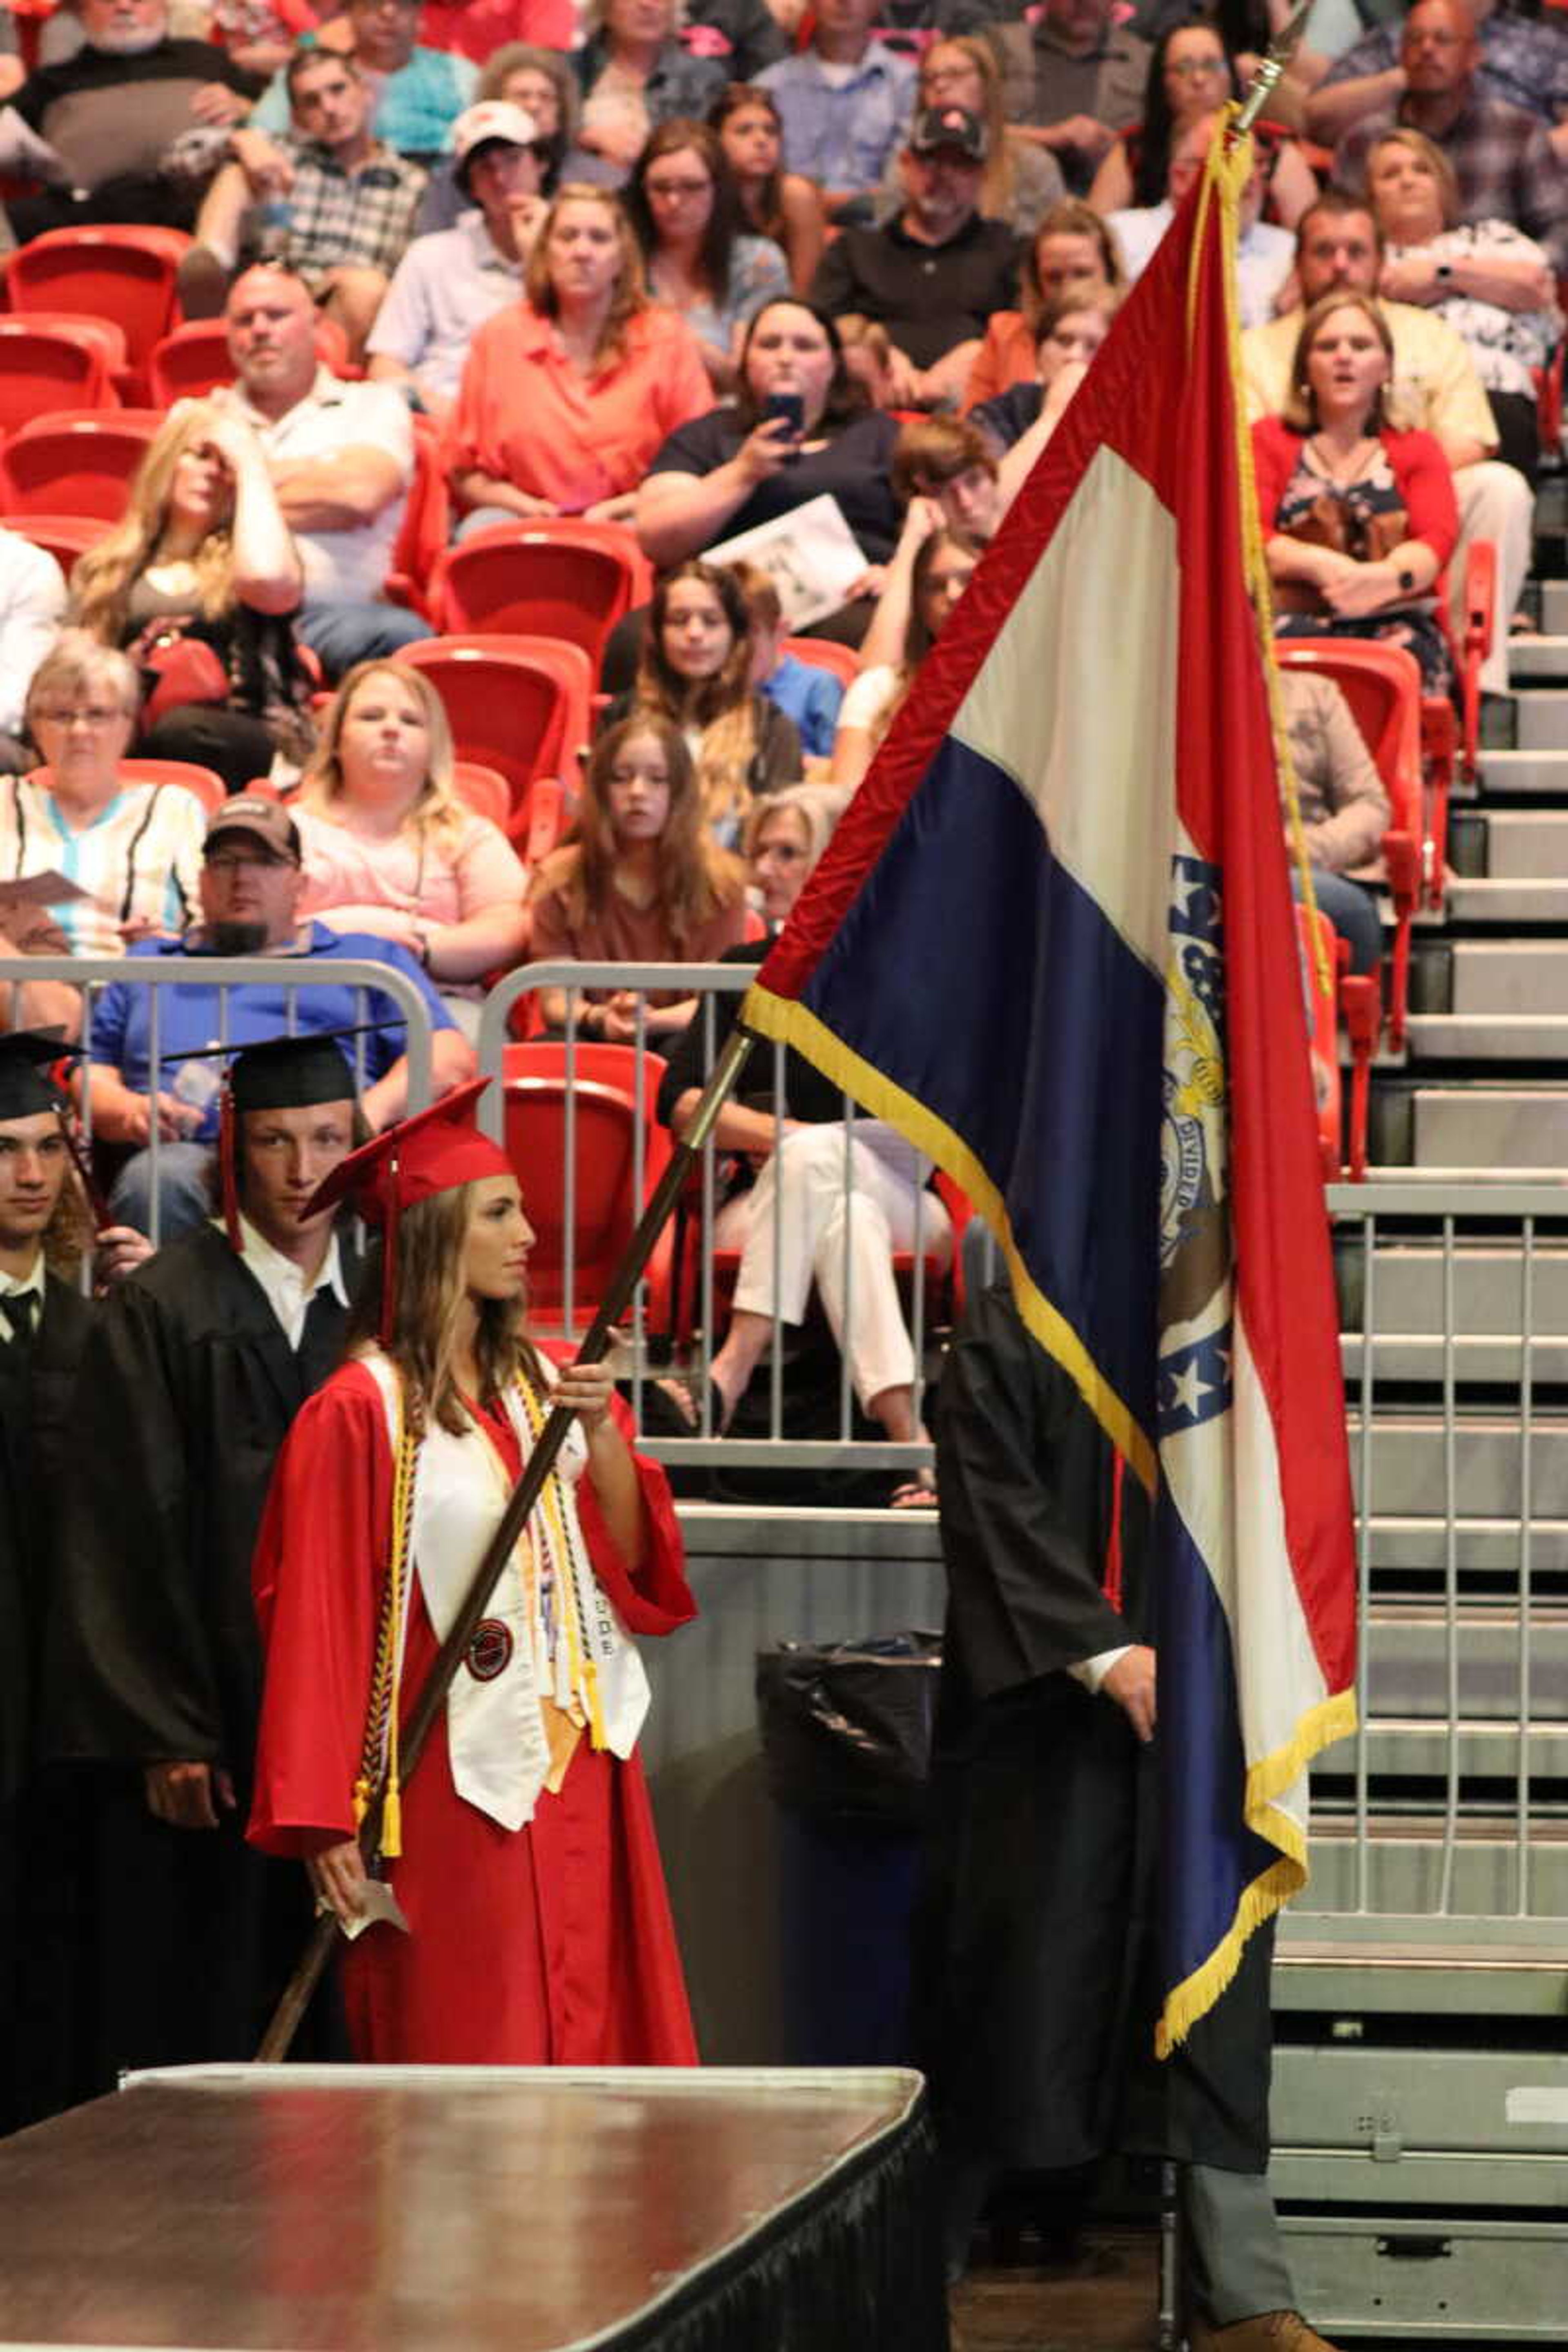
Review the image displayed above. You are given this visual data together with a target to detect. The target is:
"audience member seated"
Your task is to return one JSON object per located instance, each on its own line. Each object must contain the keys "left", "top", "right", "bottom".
{"left": 1109, "top": 105, "right": 1293, "bottom": 325}
{"left": 685, "top": 0, "right": 787, "bottom": 83}
{"left": 891, "top": 414, "right": 1003, "bottom": 547}
{"left": 636, "top": 299, "right": 901, "bottom": 656}
{"left": 1255, "top": 290, "right": 1459, "bottom": 693}
{"left": 445, "top": 182, "right": 713, "bottom": 534}
{"left": 1366, "top": 123, "right": 1559, "bottom": 486}
{"left": 1333, "top": 0, "right": 1568, "bottom": 279}
{"left": 756, "top": 0, "right": 916, "bottom": 219}
{"left": 569, "top": 0, "right": 726, "bottom": 185}
{"left": 368, "top": 100, "right": 548, "bottom": 424}
{"left": 210, "top": 0, "right": 331, "bottom": 81}
{"left": 657, "top": 782, "right": 946, "bottom": 1501}
{"left": 875, "top": 36, "right": 1065, "bottom": 235}
{"left": 963, "top": 194, "right": 1124, "bottom": 405}
{"left": 829, "top": 517, "right": 977, "bottom": 789}
{"left": 970, "top": 287, "right": 1116, "bottom": 504}
{"left": 412, "top": 42, "right": 575, "bottom": 234}
{"left": 1278, "top": 664, "right": 1392, "bottom": 978}
{"left": 84, "top": 791, "right": 471, "bottom": 1233}
{"left": 1089, "top": 15, "right": 1316, "bottom": 225}
{"left": 0, "top": 637, "right": 206, "bottom": 956}
{"left": 1306, "top": 0, "right": 1568, "bottom": 159}
{"left": 624, "top": 118, "right": 788, "bottom": 393}
{"left": 813, "top": 104, "right": 1021, "bottom": 412}
{"left": 2, "top": 0, "right": 261, "bottom": 241}
{"left": 180, "top": 47, "right": 426, "bottom": 361}
{"left": 0, "top": 531, "right": 67, "bottom": 777}
{"left": 709, "top": 80, "right": 826, "bottom": 295}
{"left": 215, "top": 264, "right": 429, "bottom": 677}
{"left": 734, "top": 561, "right": 844, "bottom": 764}
{"left": 980, "top": 0, "right": 1150, "bottom": 197}
{"left": 294, "top": 661, "right": 528, "bottom": 1036}
{"left": 73, "top": 400, "right": 311, "bottom": 793}
{"left": 604, "top": 560, "right": 801, "bottom": 844}
{"left": 1243, "top": 191, "right": 1532, "bottom": 699}
{"left": 527, "top": 713, "right": 747, "bottom": 1040}
{"left": 249, "top": 0, "right": 477, "bottom": 163}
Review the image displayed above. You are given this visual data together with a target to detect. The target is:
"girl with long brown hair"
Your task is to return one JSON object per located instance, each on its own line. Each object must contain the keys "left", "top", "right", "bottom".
{"left": 248, "top": 1081, "right": 698, "bottom": 2063}
{"left": 527, "top": 713, "right": 748, "bottom": 1040}
{"left": 610, "top": 561, "right": 801, "bottom": 844}
{"left": 709, "top": 81, "right": 825, "bottom": 296}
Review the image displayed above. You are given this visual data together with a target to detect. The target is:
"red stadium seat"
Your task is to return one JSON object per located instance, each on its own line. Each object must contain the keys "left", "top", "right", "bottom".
{"left": 116, "top": 757, "right": 228, "bottom": 813}
{"left": 1294, "top": 902, "right": 1350, "bottom": 1183}
{"left": 1274, "top": 637, "right": 1421, "bottom": 1052}
{"left": 0, "top": 321, "right": 117, "bottom": 437}
{"left": 4, "top": 226, "right": 190, "bottom": 381}
{"left": 451, "top": 760, "right": 510, "bottom": 829}
{"left": 384, "top": 416, "right": 449, "bottom": 618}
{"left": 0, "top": 412, "right": 160, "bottom": 520}
{"left": 395, "top": 635, "right": 592, "bottom": 844}
{"left": 149, "top": 313, "right": 352, "bottom": 407}
{"left": 499, "top": 1042, "right": 672, "bottom": 1338}
{"left": 430, "top": 520, "right": 652, "bottom": 664}
{"left": 8, "top": 513, "right": 108, "bottom": 583}
{"left": 782, "top": 636, "right": 861, "bottom": 688}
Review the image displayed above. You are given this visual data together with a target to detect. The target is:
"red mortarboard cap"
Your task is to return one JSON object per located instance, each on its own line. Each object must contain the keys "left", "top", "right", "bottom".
{"left": 301, "top": 1076, "right": 511, "bottom": 1229}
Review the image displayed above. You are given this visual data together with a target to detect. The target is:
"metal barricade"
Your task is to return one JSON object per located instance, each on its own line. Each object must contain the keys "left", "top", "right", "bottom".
{"left": 1307, "top": 1178, "right": 1568, "bottom": 1943}
{"left": 477, "top": 962, "right": 946, "bottom": 1483}
{"left": 0, "top": 953, "right": 437, "bottom": 1249}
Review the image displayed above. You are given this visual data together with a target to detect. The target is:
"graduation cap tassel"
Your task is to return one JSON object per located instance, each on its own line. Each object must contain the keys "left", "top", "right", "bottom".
{"left": 254, "top": 1024, "right": 758, "bottom": 2064}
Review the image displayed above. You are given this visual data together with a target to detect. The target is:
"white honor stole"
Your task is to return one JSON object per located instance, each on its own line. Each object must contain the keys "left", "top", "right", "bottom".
{"left": 361, "top": 1352, "right": 651, "bottom": 1833}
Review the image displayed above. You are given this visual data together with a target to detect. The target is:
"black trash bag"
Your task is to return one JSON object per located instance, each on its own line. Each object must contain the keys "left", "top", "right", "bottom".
{"left": 755, "top": 1633, "right": 943, "bottom": 1830}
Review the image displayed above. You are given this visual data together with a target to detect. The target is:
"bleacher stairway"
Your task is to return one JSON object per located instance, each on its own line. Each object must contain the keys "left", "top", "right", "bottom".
{"left": 1270, "top": 482, "right": 1568, "bottom": 2343}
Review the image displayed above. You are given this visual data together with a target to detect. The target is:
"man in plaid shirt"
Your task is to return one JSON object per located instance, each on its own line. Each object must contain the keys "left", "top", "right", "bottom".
{"left": 183, "top": 47, "right": 425, "bottom": 359}
{"left": 1333, "top": 0, "right": 1568, "bottom": 275}
{"left": 1308, "top": 0, "right": 1568, "bottom": 160}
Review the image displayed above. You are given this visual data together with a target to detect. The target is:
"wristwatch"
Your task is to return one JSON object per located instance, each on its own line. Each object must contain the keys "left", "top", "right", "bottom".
{"left": 1398, "top": 567, "right": 1417, "bottom": 593}
{"left": 1434, "top": 261, "right": 1454, "bottom": 287}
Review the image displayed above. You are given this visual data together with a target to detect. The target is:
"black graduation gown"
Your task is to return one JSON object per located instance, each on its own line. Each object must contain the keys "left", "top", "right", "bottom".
{"left": 49, "top": 1224, "right": 358, "bottom": 2081}
{"left": 0, "top": 1272, "right": 95, "bottom": 2133}
{"left": 915, "top": 1282, "right": 1272, "bottom": 2179}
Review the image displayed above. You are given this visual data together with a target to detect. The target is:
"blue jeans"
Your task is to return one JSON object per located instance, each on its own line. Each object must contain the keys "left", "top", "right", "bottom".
{"left": 107, "top": 1141, "right": 214, "bottom": 1243}
{"left": 298, "top": 601, "right": 432, "bottom": 681}
{"left": 1291, "top": 867, "right": 1382, "bottom": 977}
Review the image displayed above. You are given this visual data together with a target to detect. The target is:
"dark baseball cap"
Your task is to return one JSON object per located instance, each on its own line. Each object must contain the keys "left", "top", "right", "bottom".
{"left": 204, "top": 795, "right": 301, "bottom": 865}
{"left": 909, "top": 105, "right": 986, "bottom": 164}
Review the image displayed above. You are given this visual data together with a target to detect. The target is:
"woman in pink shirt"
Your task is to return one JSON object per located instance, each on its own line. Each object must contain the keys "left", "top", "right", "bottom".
{"left": 296, "top": 662, "right": 530, "bottom": 1029}
{"left": 444, "top": 183, "right": 714, "bottom": 532}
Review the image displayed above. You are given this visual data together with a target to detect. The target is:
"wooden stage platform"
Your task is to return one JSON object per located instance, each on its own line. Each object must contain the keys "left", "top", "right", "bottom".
{"left": 0, "top": 2064, "right": 945, "bottom": 2352}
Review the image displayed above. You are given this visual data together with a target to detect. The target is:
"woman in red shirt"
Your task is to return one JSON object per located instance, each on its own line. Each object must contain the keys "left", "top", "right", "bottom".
{"left": 445, "top": 183, "right": 713, "bottom": 531}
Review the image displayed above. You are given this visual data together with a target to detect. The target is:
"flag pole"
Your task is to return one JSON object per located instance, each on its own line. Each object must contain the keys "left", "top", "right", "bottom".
{"left": 255, "top": 1022, "right": 757, "bottom": 2063}
{"left": 1232, "top": 0, "right": 1315, "bottom": 140}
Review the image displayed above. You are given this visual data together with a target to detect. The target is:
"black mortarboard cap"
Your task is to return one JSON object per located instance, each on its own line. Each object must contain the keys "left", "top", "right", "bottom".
{"left": 0, "top": 1029, "right": 78, "bottom": 1122}
{"left": 228, "top": 1033, "right": 360, "bottom": 1114}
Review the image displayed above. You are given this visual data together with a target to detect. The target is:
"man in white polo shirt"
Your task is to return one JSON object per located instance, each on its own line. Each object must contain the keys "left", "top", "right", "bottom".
{"left": 217, "top": 263, "right": 431, "bottom": 679}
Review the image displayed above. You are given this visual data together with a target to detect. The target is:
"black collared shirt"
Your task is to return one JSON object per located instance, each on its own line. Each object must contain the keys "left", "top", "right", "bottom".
{"left": 811, "top": 209, "right": 1022, "bottom": 370}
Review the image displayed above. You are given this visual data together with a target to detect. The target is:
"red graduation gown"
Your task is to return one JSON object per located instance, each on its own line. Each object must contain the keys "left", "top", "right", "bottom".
{"left": 247, "top": 1360, "right": 699, "bottom": 2066}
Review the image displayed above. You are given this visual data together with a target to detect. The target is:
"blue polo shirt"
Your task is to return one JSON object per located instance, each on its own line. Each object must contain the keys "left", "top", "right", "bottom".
{"left": 87, "top": 922, "right": 457, "bottom": 1140}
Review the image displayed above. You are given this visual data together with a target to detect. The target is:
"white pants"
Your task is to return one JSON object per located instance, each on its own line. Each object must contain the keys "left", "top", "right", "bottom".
{"left": 722, "top": 1126, "right": 951, "bottom": 1409}
{"left": 1453, "top": 459, "right": 1532, "bottom": 695}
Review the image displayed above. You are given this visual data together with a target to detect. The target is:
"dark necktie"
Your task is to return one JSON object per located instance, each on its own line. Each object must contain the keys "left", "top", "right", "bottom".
{"left": 1, "top": 1291, "right": 38, "bottom": 1354}
{"left": 294, "top": 1283, "right": 342, "bottom": 1394}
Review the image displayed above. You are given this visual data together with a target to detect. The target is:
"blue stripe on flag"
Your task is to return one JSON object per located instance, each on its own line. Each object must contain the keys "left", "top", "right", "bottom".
{"left": 797, "top": 735, "right": 1165, "bottom": 1430}
{"left": 1155, "top": 1489, "right": 1279, "bottom": 1989}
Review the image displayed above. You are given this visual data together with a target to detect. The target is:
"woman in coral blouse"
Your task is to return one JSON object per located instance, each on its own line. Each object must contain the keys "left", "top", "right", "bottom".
{"left": 444, "top": 182, "right": 713, "bottom": 532}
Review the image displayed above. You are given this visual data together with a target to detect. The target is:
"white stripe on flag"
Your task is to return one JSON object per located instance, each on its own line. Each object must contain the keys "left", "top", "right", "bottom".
{"left": 950, "top": 445, "right": 1179, "bottom": 980}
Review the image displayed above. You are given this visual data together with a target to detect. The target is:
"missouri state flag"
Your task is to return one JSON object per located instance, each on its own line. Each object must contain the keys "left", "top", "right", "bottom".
{"left": 742, "top": 128, "right": 1358, "bottom": 2049}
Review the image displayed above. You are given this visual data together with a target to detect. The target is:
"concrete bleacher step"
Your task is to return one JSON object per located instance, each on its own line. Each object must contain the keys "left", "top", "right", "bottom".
{"left": 1510, "top": 690, "right": 1568, "bottom": 751}
{"left": 1509, "top": 634, "right": 1568, "bottom": 684}
{"left": 1347, "top": 1414, "right": 1568, "bottom": 1518}
{"left": 1477, "top": 748, "right": 1568, "bottom": 796}
{"left": 1340, "top": 1238, "right": 1568, "bottom": 1330}
{"left": 1414, "top": 1085, "right": 1568, "bottom": 1168}
{"left": 1536, "top": 577, "right": 1568, "bottom": 635}
{"left": 1446, "top": 939, "right": 1568, "bottom": 1010}
{"left": 1479, "top": 810, "right": 1568, "bottom": 875}
{"left": 1407, "top": 1014, "right": 1568, "bottom": 1059}
{"left": 1446, "top": 877, "right": 1568, "bottom": 922}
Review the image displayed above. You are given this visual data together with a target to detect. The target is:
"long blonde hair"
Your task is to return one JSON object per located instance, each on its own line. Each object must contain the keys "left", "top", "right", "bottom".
{"left": 298, "top": 662, "right": 468, "bottom": 856}
{"left": 73, "top": 399, "right": 238, "bottom": 644}
{"left": 917, "top": 36, "right": 1020, "bottom": 228}
{"left": 345, "top": 1180, "right": 548, "bottom": 1438}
